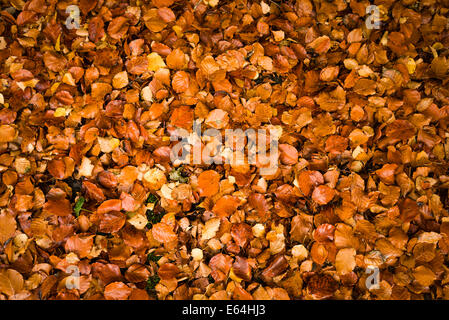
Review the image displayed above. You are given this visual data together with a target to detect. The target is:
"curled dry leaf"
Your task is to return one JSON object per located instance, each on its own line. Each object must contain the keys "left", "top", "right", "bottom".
{"left": 262, "top": 255, "right": 288, "bottom": 281}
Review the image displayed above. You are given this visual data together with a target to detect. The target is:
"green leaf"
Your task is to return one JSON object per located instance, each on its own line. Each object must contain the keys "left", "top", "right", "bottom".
{"left": 147, "top": 252, "right": 161, "bottom": 263}
{"left": 146, "top": 209, "right": 162, "bottom": 228}
{"left": 146, "top": 275, "right": 160, "bottom": 291}
{"left": 146, "top": 193, "right": 158, "bottom": 204}
{"left": 73, "top": 197, "right": 85, "bottom": 217}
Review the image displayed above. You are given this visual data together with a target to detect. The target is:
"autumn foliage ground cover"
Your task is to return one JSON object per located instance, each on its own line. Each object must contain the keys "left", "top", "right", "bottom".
{"left": 0, "top": 0, "right": 449, "bottom": 300}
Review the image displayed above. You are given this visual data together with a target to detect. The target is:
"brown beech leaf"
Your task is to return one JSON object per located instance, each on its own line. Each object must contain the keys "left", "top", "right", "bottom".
{"left": 413, "top": 266, "right": 436, "bottom": 287}
{"left": 107, "top": 17, "right": 129, "bottom": 40}
{"left": 0, "top": 212, "right": 16, "bottom": 245}
{"left": 310, "top": 242, "right": 328, "bottom": 265}
{"left": 385, "top": 120, "right": 416, "bottom": 140}
{"left": 92, "top": 263, "right": 122, "bottom": 285}
{"left": 99, "top": 211, "right": 126, "bottom": 233}
{"left": 80, "top": 0, "right": 98, "bottom": 14}
{"left": 335, "top": 248, "right": 356, "bottom": 275}
{"left": 152, "top": 222, "right": 177, "bottom": 243}
{"left": 125, "top": 264, "right": 151, "bottom": 283}
{"left": 212, "top": 195, "right": 240, "bottom": 218}
{"left": 205, "top": 109, "right": 229, "bottom": 129}
{"left": 399, "top": 198, "right": 420, "bottom": 223}
{"left": 262, "top": 255, "right": 288, "bottom": 281}
{"left": 171, "top": 71, "right": 190, "bottom": 93}
{"left": 232, "top": 256, "right": 251, "bottom": 282}
{"left": 170, "top": 105, "right": 193, "bottom": 129}
{"left": 376, "top": 164, "right": 398, "bottom": 185}
{"left": 279, "top": 144, "right": 298, "bottom": 165}
{"left": 166, "top": 48, "right": 186, "bottom": 69}
{"left": 47, "top": 159, "right": 65, "bottom": 179}
{"left": 65, "top": 235, "right": 94, "bottom": 258}
{"left": 312, "top": 185, "right": 336, "bottom": 205}
{"left": 0, "top": 125, "right": 16, "bottom": 143}
{"left": 313, "top": 224, "right": 335, "bottom": 242}
{"left": 290, "top": 213, "right": 313, "bottom": 243}
{"left": 97, "top": 199, "right": 122, "bottom": 214}
{"left": 315, "top": 86, "right": 345, "bottom": 111}
{"left": 209, "top": 254, "right": 233, "bottom": 276}
{"left": 297, "top": 170, "right": 324, "bottom": 196}
{"left": 83, "top": 181, "right": 106, "bottom": 202}
{"left": 197, "top": 170, "right": 220, "bottom": 197}
{"left": 306, "top": 273, "right": 338, "bottom": 300}
{"left": 43, "top": 52, "right": 67, "bottom": 72}
{"left": 16, "top": 11, "right": 37, "bottom": 26}
{"left": 126, "top": 56, "right": 149, "bottom": 75}
{"left": 98, "top": 171, "right": 118, "bottom": 189}
{"left": 104, "top": 282, "right": 132, "bottom": 300}
{"left": 158, "top": 263, "right": 180, "bottom": 280}
{"left": 307, "top": 36, "right": 331, "bottom": 54}
{"left": 248, "top": 193, "right": 270, "bottom": 220}
{"left": 325, "top": 135, "right": 348, "bottom": 154}
{"left": 231, "top": 223, "right": 254, "bottom": 248}
{"left": 157, "top": 7, "right": 176, "bottom": 23}
{"left": 44, "top": 198, "right": 71, "bottom": 216}
{"left": 0, "top": 269, "right": 23, "bottom": 297}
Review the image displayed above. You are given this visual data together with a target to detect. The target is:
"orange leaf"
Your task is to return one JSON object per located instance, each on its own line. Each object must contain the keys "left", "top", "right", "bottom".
{"left": 99, "top": 211, "right": 126, "bottom": 233}
{"left": 279, "top": 144, "right": 298, "bottom": 165}
{"left": 152, "top": 222, "right": 177, "bottom": 243}
{"left": 231, "top": 223, "right": 254, "bottom": 248}
{"left": 198, "top": 170, "right": 220, "bottom": 197}
{"left": 297, "top": 170, "right": 324, "bottom": 196}
{"left": 44, "top": 198, "right": 72, "bottom": 216}
{"left": 171, "top": 71, "right": 190, "bottom": 93}
{"left": 83, "top": 181, "right": 105, "bottom": 202}
{"left": 104, "top": 282, "right": 132, "bottom": 300}
{"left": 97, "top": 199, "right": 122, "bottom": 214}
{"left": 170, "top": 105, "right": 193, "bottom": 129}
{"left": 212, "top": 195, "right": 240, "bottom": 218}
{"left": 312, "top": 185, "right": 336, "bottom": 205}
{"left": 0, "top": 212, "right": 16, "bottom": 245}
{"left": 64, "top": 235, "right": 94, "bottom": 259}
{"left": 158, "top": 263, "right": 180, "bottom": 280}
